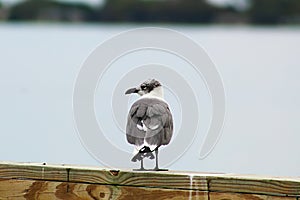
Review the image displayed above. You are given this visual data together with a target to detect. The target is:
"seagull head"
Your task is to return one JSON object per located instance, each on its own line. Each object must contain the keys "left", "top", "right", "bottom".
{"left": 125, "top": 79, "right": 163, "bottom": 98}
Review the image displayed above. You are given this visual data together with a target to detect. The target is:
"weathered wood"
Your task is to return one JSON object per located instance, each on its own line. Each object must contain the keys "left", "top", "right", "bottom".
{"left": 209, "top": 192, "right": 295, "bottom": 200}
{"left": 0, "top": 162, "right": 299, "bottom": 199}
{"left": 207, "top": 175, "right": 300, "bottom": 197}
{"left": 0, "top": 179, "right": 208, "bottom": 200}
{"left": 69, "top": 167, "right": 208, "bottom": 191}
{"left": 0, "top": 162, "right": 67, "bottom": 181}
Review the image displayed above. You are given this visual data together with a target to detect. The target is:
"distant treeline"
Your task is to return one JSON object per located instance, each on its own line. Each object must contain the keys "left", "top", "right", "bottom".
{"left": 2, "top": 0, "right": 300, "bottom": 24}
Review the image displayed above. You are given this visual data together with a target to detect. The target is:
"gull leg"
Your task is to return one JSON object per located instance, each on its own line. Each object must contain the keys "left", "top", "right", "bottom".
{"left": 133, "top": 153, "right": 146, "bottom": 171}
{"left": 153, "top": 148, "right": 168, "bottom": 171}
{"left": 140, "top": 159, "right": 145, "bottom": 170}
{"left": 132, "top": 147, "right": 156, "bottom": 171}
{"left": 133, "top": 157, "right": 146, "bottom": 171}
{"left": 154, "top": 148, "right": 159, "bottom": 170}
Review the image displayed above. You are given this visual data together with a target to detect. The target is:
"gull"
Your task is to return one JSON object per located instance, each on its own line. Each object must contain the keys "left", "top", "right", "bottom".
{"left": 125, "top": 79, "right": 173, "bottom": 171}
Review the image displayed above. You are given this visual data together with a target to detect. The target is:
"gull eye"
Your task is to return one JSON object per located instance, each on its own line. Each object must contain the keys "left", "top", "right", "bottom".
{"left": 141, "top": 85, "right": 147, "bottom": 90}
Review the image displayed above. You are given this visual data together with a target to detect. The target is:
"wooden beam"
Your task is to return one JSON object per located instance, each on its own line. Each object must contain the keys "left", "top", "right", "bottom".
{"left": 0, "top": 179, "right": 208, "bottom": 200}
{"left": 0, "top": 162, "right": 299, "bottom": 199}
{"left": 209, "top": 192, "right": 295, "bottom": 200}
{"left": 69, "top": 167, "right": 208, "bottom": 191}
{"left": 207, "top": 174, "right": 300, "bottom": 197}
{"left": 0, "top": 161, "right": 68, "bottom": 181}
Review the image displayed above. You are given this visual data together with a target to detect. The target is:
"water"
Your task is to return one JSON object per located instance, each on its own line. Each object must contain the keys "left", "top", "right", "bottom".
{"left": 0, "top": 23, "right": 300, "bottom": 176}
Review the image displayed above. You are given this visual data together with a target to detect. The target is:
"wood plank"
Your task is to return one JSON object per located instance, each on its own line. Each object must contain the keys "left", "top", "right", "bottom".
{"left": 0, "top": 179, "right": 208, "bottom": 200}
{"left": 208, "top": 175, "right": 300, "bottom": 197}
{"left": 0, "top": 162, "right": 68, "bottom": 182}
{"left": 209, "top": 192, "right": 296, "bottom": 200}
{"left": 1, "top": 162, "right": 300, "bottom": 199}
{"left": 69, "top": 167, "right": 208, "bottom": 191}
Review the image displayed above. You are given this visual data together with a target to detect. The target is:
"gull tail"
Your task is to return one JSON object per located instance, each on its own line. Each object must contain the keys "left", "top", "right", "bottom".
{"left": 131, "top": 146, "right": 155, "bottom": 162}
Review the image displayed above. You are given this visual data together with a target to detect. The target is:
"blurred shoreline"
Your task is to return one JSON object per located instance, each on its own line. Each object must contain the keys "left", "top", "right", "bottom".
{"left": 1, "top": 0, "right": 300, "bottom": 25}
{"left": 1, "top": 21, "right": 300, "bottom": 28}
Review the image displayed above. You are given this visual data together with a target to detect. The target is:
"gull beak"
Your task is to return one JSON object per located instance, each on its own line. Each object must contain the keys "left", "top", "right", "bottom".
{"left": 125, "top": 87, "right": 139, "bottom": 95}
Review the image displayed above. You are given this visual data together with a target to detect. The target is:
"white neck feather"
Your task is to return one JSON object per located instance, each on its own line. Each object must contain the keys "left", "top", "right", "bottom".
{"left": 143, "top": 86, "right": 164, "bottom": 99}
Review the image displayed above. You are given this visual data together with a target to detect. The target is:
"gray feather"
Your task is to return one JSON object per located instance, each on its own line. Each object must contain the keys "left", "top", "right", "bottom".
{"left": 126, "top": 98, "right": 173, "bottom": 148}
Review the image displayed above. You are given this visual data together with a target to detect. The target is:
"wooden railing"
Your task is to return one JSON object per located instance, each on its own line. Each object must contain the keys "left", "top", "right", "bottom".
{"left": 0, "top": 161, "right": 299, "bottom": 199}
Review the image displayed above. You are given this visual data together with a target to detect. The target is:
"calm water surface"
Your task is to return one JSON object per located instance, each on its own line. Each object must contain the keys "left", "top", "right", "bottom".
{"left": 0, "top": 23, "right": 299, "bottom": 176}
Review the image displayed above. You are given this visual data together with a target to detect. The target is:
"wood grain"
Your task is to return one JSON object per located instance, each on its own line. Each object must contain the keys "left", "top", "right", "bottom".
{"left": 0, "top": 162, "right": 67, "bottom": 181}
{"left": 208, "top": 176, "right": 300, "bottom": 197}
{"left": 0, "top": 162, "right": 299, "bottom": 199}
{"left": 209, "top": 192, "right": 295, "bottom": 200}
{"left": 69, "top": 168, "right": 208, "bottom": 191}
{"left": 0, "top": 179, "right": 208, "bottom": 200}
